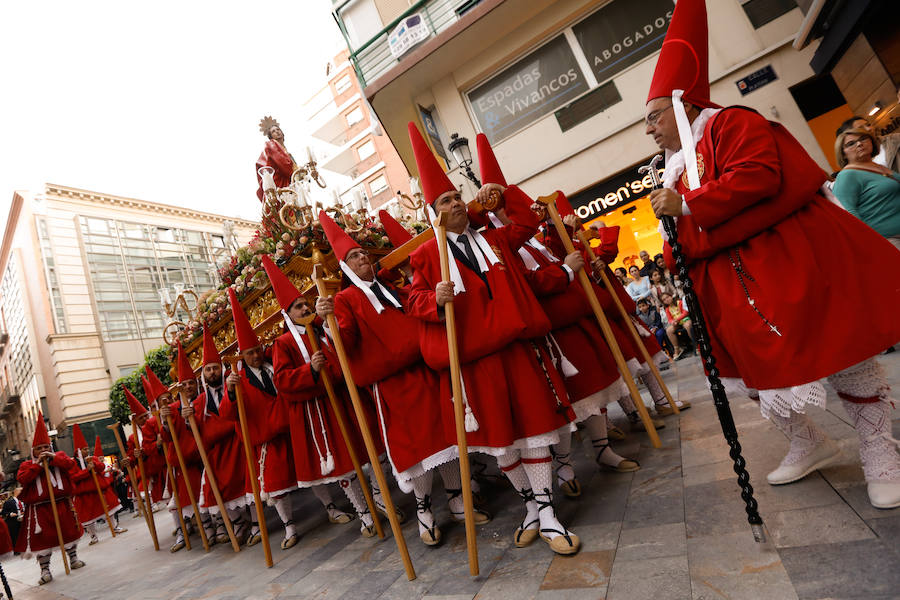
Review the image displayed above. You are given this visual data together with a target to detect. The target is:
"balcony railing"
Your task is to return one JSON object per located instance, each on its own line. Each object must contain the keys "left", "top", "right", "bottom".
{"left": 339, "top": 0, "right": 482, "bottom": 89}
{"left": 0, "top": 387, "right": 19, "bottom": 416}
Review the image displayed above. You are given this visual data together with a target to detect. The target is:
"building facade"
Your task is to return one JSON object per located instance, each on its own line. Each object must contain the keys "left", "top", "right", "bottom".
{"left": 333, "top": 0, "right": 897, "bottom": 265}
{"left": 0, "top": 185, "right": 255, "bottom": 461}
{"left": 305, "top": 49, "right": 415, "bottom": 214}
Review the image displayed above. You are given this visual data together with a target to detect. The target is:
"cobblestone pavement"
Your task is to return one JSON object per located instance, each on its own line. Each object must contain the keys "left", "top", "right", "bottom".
{"left": 3, "top": 352, "right": 898, "bottom": 600}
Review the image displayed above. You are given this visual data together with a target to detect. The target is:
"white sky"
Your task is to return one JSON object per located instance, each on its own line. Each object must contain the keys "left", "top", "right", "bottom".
{"left": 0, "top": 0, "right": 344, "bottom": 223}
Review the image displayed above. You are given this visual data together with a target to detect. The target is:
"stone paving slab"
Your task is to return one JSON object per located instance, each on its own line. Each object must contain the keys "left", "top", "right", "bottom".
{"left": 2, "top": 352, "right": 897, "bottom": 600}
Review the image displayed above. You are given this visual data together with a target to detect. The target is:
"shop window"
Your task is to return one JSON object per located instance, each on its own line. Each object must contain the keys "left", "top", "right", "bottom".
{"left": 741, "top": 0, "right": 797, "bottom": 29}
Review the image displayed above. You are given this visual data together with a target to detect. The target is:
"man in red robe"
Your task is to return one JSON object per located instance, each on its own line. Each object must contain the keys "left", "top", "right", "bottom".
{"left": 645, "top": 0, "right": 900, "bottom": 508}
{"left": 404, "top": 123, "right": 580, "bottom": 555}
{"left": 474, "top": 134, "right": 641, "bottom": 499}
{"left": 314, "top": 216, "right": 491, "bottom": 546}
{"left": 256, "top": 116, "right": 297, "bottom": 202}
{"left": 92, "top": 435, "right": 126, "bottom": 535}
{"left": 16, "top": 412, "right": 84, "bottom": 584}
{"left": 123, "top": 384, "right": 166, "bottom": 514}
{"left": 219, "top": 287, "right": 300, "bottom": 549}
{"left": 159, "top": 344, "right": 205, "bottom": 552}
{"left": 267, "top": 270, "right": 390, "bottom": 538}
{"left": 69, "top": 424, "right": 115, "bottom": 546}
{"left": 181, "top": 328, "right": 251, "bottom": 544}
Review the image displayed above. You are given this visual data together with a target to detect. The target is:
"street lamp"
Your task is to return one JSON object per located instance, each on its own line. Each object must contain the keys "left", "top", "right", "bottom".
{"left": 447, "top": 133, "right": 481, "bottom": 187}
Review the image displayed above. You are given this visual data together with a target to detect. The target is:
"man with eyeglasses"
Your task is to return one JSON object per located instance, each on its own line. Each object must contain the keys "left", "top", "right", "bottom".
{"left": 644, "top": 0, "right": 900, "bottom": 509}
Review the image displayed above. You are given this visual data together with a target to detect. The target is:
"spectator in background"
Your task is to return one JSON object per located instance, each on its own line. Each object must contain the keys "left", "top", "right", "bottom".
{"left": 1, "top": 486, "right": 24, "bottom": 552}
{"left": 648, "top": 269, "right": 678, "bottom": 308}
{"left": 653, "top": 254, "right": 675, "bottom": 286}
{"left": 626, "top": 265, "right": 652, "bottom": 303}
{"left": 638, "top": 250, "right": 657, "bottom": 278}
{"left": 660, "top": 292, "right": 695, "bottom": 360}
{"left": 636, "top": 298, "right": 673, "bottom": 356}
{"left": 836, "top": 115, "right": 900, "bottom": 172}
{"left": 832, "top": 128, "right": 900, "bottom": 251}
{"left": 614, "top": 267, "right": 630, "bottom": 287}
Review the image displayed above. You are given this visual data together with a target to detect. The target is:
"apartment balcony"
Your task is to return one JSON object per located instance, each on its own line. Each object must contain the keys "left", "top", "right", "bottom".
{"left": 318, "top": 125, "right": 377, "bottom": 176}
{"left": 0, "top": 387, "right": 18, "bottom": 416}
{"left": 340, "top": 0, "right": 485, "bottom": 89}
{"left": 308, "top": 92, "right": 362, "bottom": 144}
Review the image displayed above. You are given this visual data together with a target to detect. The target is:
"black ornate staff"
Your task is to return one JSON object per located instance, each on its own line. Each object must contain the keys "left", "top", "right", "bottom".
{"left": 641, "top": 154, "right": 766, "bottom": 543}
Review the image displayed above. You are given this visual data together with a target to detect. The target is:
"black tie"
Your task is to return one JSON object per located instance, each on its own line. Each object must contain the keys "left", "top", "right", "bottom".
{"left": 206, "top": 387, "right": 219, "bottom": 416}
{"left": 260, "top": 367, "right": 277, "bottom": 397}
{"left": 370, "top": 282, "right": 402, "bottom": 312}
{"left": 458, "top": 234, "right": 479, "bottom": 271}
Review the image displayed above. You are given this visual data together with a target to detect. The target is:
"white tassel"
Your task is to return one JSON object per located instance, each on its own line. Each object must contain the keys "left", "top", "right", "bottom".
{"left": 464, "top": 405, "right": 479, "bottom": 433}
{"left": 323, "top": 452, "right": 335, "bottom": 475}
{"left": 560, "top": 355, "right": 579, "bottom": 378}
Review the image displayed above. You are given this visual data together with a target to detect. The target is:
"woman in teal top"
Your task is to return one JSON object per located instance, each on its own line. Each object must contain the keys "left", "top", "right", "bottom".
{"left": 833, "top": 128, "right": 900, "bottom": 250}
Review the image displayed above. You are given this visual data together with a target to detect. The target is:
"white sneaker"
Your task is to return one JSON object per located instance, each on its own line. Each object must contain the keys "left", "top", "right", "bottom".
{"left": 868, "top": 481, "right": 900, "bottom": 509}
{"left": 767, "top": 439, "right": 840, "bottom": 485}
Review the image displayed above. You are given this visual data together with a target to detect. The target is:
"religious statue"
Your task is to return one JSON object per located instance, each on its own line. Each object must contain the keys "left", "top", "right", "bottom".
{"left": 255, "top": 116, "right": 298, "bottom": 202}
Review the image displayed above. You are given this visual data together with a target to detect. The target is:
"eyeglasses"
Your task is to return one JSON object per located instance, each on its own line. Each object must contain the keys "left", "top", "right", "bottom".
{"left": 645, "top": 105, "right": 673, "bottom": 127}
{"left": 345, "top": 249, "right": 369, "bottom": 261}
{"left": 843, "top": 138, "right": 870, "bottom": 149}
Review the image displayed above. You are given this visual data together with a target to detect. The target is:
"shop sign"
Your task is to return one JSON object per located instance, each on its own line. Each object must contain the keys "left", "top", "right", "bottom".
{"left": 568, "top": 158, "right": 665, "bottom": 220}
{"left": 572, "top": 0, "right": 673, "bottom": 84}
{"left": 467, "top": 35, "right": 589, "bottom": 143}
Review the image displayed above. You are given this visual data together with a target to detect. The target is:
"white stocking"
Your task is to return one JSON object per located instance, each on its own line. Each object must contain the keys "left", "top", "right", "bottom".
{"left": 410, "top": 471, "right": 435, "bottom": 534}
{"left": 85, "top": 522, "right": 98, "bottom": 539}
{"left": 311, "top": 484, "right": 333, "bottom": 508}
{"left": 768, "top": 411, "right": 828, "bottom": 467}
{"left": 520, "top": 447, "right": 569, "bottom": 540}
{"left": 340, "top": 476, "right": 373, "bottom": 527}
{"left": 585, "top": 414, "right": 630, "bottom": 467}
{"left": 551, "top": 426, "right": 575, "bottom": 483}
{"left": 496, "top": 451, "right": 538, "bottom": 532}
{"left": 437, "top": 461, "right": 463, "bottom": 515}
{"left": 273, "top": 495, "right": 295, "bottom": 537}
{"left": 642, "top": 373, "right": 665, "bottom": 405}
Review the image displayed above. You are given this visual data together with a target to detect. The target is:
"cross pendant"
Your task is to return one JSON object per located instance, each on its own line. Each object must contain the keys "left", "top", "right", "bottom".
{"left": 770, "top": 324, "right": 782, "bottom": 337}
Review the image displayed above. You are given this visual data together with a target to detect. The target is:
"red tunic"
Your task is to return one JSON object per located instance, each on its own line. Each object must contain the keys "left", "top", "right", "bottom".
{"left": 665, "top": 107, "right": 900, "bottom": 388}
{"left": 271, "top": 327, "right": 377, "bottom": 486}
{"left": 70, "top": 457, "right": 106, "bottom": 525}
{"left": 332, "top": 283, "right": 450, "bottom": 481}
{"left": 407, "top": 185, "right": 571, "bottom": 451}
{"left": 96, "top": 463, "right": 123, "bottom": 515}
{"left": 255, "top": 139, "right": 296, "bottom": 202}
{"left": 15, "top": 454, "right": 82, "bottom": 553}
{"left": 160, "top": 400, "right": 203, "bottom": 514}
{"left": 127, "top": 418, "right": 167, "bottom": 503}
{"left": 193, "top": 386, "right": 248, "bottom": 510}
{"left": 0, "top": 518, "right": 12, "bottom": 559}
{"left": 220, "top": 363, "right": 297, "bottom": 497}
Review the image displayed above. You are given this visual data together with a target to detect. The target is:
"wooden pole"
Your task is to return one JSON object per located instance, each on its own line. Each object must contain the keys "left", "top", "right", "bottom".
{"left": 433, "top": 211, "right": 479, "bottom": 576}
{"left": 305, "top": 331, "right": 384, "bottom": 539}
{"left": 130, "top": 416, "right": 163, "bottom": 548}
{"left": 87, "top": 463, "right": 116, "bottom": 538}
{"left": 537, "top": 194, "right": 661, "bottom": 448}
{"left": 222, "top": 358, "right": 273, "bottom": 568}
{"left": 151, "top": 407, "right": 191, "bottom": 551}
{"left": 41, "top": 458, "right": 71, "bottom": 575}
{"left": 313, "top": 265, "right": 416, "bottom": 582}
{"left": 166, "top": 384, "right": 211, "bottom": 552}
{"left": 108, "top": 424, "right": 160, "bottom": 551}
{"left": 177, "top": 390, "right": 241, "bottom": 553}
{"left": 576, "top": 230, "right": 679, "bottom": 414}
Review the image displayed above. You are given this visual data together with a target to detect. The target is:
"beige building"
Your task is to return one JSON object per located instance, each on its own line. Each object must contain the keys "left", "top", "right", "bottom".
{"left": 333, "top": 0, "right": 897, "bottom": 264}
{"left": 304, "top": 49, "right": 415, "bottom": 214}
{"left": 0, "top": 185, "right": 255, "bottom": 462}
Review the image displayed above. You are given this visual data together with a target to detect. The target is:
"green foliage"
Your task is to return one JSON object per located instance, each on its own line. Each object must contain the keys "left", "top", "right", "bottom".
{"left": 108, "top": 345, "right": 174, "bottom": 425}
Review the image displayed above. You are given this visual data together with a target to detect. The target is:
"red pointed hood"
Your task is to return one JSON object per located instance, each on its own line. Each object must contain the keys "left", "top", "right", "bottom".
{"left": 145, "top": 365, "right": 169, "bottom": 402}
{"left": 228, "top": 287, "right": 260, "bottom": 353}
{"left": 408, "top": 122, "right": 455, "bottom": 206}
{"left": 318, "top": 210, "right": 360, "bottom": 263}
{"left": 71, "top": 423, "right": 88, "bottom": 451}
{"left": 646, "top": 0, "right": 716, "bottom": 108}
{"left": 32, "top": 411, "right": 51, "bottom": 448}
{"left": 176, "top": 343, "right": 194, "bottom": 383}
{"left": 555, "top": 191, "right": 577, "bottom": 221}
{"left": 202, "top": 326, "right": 221, "bottom": 366}
{"left": 123, "top": 385, "right": 148, "bottom": 417}
{"left": 378, "top": 210, "right": 413, "bottom": 247}
{"left": 94, "top": 435, "right": 104, "bottom": 458}
{"left": 261, "top": 254, "right": 301, "bottom": 310}
{"left": 476, "top": 133, "right": 508, "bottom": 187}
{"left": 140, "top": 375, "right": 155, "bottom": 407}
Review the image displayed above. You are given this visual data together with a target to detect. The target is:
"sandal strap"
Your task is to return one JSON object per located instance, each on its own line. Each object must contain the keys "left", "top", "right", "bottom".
{"left": 532, "top": 488, "right": 554, "bottom": 512}
{"left": 515, "top": 517, "right": 540, "bottom": 542}
{"left": 540, "top": 526, "right": 574, "bottom": 546}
